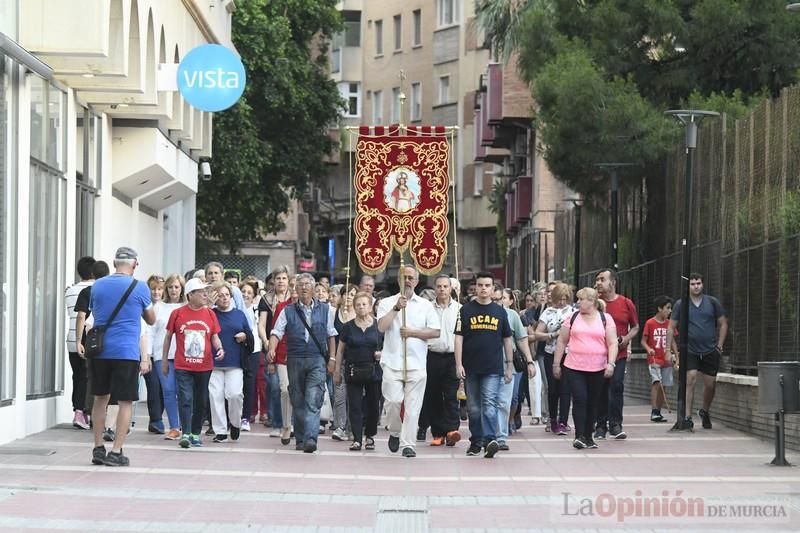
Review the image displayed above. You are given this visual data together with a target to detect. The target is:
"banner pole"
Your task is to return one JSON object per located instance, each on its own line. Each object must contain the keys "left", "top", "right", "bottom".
{"left": 400, "top": 253, "right": 408, "bottom": 384}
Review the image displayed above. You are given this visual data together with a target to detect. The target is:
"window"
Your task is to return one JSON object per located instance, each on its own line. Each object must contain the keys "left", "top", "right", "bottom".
{"left": 375, "top": 20, "right": 383, "bottom": 56}
{"left": 474, "top": 163, "right": 483, "bottom": 196}
{"left": 372, "top": 90, "right": 383, "bottom": 125}
{"left": 413, "top": 9, "right": 422, "bottom": 46}
{"left": 76, "top": 107, "right": 100, "bottom": 260}
{"left": 331, "top": 31, "right": 343, "bottom": 73}
{"left": 393, "top": 15, "right": 402, "bottom": 51}
{"left": 437, "top": 0, "right": 458, "bottom": 27}
{"left": 343, "top": 11, "right": 361, "bottom": 47}
{"left": 339, "top": 82, "right": 361, "bottom": 117}
{"left": 391, "top": 87, "right": 401, "bottom": 123}
{"left": 410, "top": 82, "right": 421, "bottom": 121}
{"left": 438, "top": 75, "right": 450, "bottom": 104}
{"left": 486, "top": 232, "right": 501, "bottom": 266}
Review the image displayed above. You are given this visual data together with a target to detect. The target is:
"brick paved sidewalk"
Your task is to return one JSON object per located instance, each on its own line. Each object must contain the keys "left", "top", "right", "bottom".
{"left": 0, "top": 399, "right": 798, "bottom": 531}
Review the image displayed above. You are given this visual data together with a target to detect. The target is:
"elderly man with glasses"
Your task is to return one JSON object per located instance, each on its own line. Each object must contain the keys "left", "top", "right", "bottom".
{"left": 268, "top": 273, "right": 337, "bottom": 453}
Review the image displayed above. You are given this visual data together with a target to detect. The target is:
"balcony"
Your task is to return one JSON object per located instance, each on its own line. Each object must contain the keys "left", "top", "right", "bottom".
{"left": 506, "top": 189, "right": 518, "bottom": 234}
{"left": 515, "top": 176, "right": 532, "bottom": 224}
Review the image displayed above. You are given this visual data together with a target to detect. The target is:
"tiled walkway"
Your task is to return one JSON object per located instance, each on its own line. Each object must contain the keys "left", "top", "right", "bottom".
{"left": 0, "top": 400, "right": 798, "bottom": 531}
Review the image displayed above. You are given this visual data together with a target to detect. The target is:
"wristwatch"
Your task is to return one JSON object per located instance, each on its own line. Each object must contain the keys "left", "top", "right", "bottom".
{"left": 393, "top": 305, "right": 401, "bottom": 312}
{"left": 527, "top": 361, "right": 535, "bottom": 366}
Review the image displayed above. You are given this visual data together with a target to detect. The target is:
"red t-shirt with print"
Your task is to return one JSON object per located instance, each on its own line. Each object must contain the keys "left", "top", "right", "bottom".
{"left": 642, "top": 317, "right": 676, "bottom": 367}
{"left": 168, "top": 305, "right": 221, "bottom": 372}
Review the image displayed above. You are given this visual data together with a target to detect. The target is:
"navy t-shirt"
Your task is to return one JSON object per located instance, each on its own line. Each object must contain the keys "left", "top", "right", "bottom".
{"left": 339, "top": 319, "right": 382, "bottom": 364}
{"left": 89, "top": 274, "right": 152, "bottom": 361}
{"left": 213, "top": 307, "right": 251, "bottom": 368}
{"left": 672, "top": 295, "right": 725, "bottom": 354}
{"left": 455, "top": 300, "right": 512, "bottom": 375}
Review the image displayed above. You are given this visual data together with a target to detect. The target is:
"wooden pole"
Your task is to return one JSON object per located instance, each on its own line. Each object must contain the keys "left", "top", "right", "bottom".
{"left": 400, "top": 254, "right": 408, "bottom": 384}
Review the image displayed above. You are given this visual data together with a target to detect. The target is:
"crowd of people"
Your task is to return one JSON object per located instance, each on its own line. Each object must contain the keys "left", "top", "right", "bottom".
{"left": 64, "top": 247, "right": 727, "bottom": 466}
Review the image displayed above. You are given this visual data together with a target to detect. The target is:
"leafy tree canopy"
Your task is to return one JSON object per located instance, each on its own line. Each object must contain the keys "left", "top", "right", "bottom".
{"left": 476, "top": 0, "right": 800, "bottom": 196}
{"left": 197, "top": 0, "right": 343, "bottom": 252}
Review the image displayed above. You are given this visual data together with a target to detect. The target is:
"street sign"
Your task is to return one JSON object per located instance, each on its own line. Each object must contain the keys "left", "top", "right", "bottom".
{"left": 176, "top": 44, "right": 246, "bottom": 112}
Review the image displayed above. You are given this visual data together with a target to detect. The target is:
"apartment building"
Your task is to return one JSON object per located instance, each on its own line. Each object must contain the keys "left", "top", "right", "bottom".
{"left": 320, "top": 0, "right": 498, "bottom": 288}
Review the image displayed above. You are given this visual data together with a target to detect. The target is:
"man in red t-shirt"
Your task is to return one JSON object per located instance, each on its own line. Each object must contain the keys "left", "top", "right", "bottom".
{"left": 594, "top": 269, "right": 639, "bottom": 440}
{"left": 162, "top": 278, "right": 223, "bottom": 448}
{"left": 641, "top": 296, "right": 678, "bottom": 422}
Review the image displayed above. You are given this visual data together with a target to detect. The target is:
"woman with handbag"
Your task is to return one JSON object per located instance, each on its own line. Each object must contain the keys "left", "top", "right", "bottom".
{"left": 333, "top": 291, "right": 382, "bottom": 451}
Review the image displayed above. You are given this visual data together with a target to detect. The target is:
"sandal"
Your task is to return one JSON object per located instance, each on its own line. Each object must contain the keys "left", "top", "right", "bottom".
{"left": 349, "top": 441, "right": 362, "bottom": 451}
{"left": 365, "top": 437, "right": 375, "bottom": 450}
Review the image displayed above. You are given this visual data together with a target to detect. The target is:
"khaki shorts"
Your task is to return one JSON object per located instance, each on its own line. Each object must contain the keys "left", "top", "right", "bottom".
{"left": 649, "top": 364, "right": 674, "bottom": 387}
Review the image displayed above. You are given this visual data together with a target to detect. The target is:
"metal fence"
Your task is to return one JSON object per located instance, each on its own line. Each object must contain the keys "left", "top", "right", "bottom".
{"left": 553, "top": 86, "right": 800, "bottom": 374}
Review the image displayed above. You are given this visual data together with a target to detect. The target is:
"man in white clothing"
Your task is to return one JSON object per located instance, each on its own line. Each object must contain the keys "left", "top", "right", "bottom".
{"left": 377, "top": 265, "right": 440, "bottom": 458}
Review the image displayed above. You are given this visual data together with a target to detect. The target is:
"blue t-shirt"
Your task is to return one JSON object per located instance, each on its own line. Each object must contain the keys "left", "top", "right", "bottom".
{"left": 213, "top": 307, "right": 251, "bottom": 369}
{"left": 89, "top": 274, "right": 152, "bottom": 361}
{"left": 672, "top": 295, "right": 725, "bottom": 354}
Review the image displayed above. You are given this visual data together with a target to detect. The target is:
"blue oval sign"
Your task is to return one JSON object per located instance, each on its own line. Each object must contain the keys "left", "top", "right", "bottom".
{"left": 177, "top": 44, "right": 246, "bottom": 112}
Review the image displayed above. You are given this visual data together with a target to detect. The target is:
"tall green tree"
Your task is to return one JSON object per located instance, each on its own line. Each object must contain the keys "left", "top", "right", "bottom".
{"left": 475, "top": 0, "right": 800, "bottom": 196}
{"left": 197, "top": 0, "right": 343, "bottom": 252}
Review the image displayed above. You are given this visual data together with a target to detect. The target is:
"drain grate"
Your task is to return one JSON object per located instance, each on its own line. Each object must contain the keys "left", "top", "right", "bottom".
{"left": 0, "top": 448, "right": 56, "bottom": 456}
{"left": 375, "top": 496, "right": 429, "bottom": 532}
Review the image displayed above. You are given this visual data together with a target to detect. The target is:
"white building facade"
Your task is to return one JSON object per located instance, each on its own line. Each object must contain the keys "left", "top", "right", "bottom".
{"left": 0, "top": 0, "right": 234, "bottom": 444}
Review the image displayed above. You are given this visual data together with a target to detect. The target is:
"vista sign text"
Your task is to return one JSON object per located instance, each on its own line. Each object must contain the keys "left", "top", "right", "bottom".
{"left": 177, "top": 44, "right": 246, "bottom": 112}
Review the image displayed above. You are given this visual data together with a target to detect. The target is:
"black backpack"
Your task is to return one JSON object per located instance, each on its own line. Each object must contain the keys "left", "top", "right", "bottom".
{"left": 569, "top": 310, "right": 606, "bottom": 328}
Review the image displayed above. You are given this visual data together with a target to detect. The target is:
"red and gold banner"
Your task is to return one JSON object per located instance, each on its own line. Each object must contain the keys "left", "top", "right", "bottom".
{"left": 354, "top": 126, "right": 450, "bottom": 275}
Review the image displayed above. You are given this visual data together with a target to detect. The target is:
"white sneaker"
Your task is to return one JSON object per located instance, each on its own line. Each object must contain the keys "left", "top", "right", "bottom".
{"left": 240, "top": 419, "right": 251, "bottom": 432}
{"left": 332, "top": 427, "right": 347, "bottom": 441}
{"left": 270, "top": 428, "right": 281, "bottom": 438}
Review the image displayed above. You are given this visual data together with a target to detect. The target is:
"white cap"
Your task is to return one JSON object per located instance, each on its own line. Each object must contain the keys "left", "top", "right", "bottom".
{"left": 185, "top": 278, "right": 209, "bottom": 295}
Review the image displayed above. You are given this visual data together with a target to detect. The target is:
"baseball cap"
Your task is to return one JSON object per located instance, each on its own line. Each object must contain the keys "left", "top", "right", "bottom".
{"left": 185, "top": 278, "right": 209, "bottom": 294}
{"left": 114, "top": 246, "right": 138, "bottom": 260}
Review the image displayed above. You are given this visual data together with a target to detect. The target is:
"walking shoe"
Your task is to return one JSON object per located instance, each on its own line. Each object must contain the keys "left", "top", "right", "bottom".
{"left": 445, "top": 430, "right": 461, "bottom": 447}
{"left": 73, "top": 411, "right": 90, "bottom": 430}
{"left": 148, "top": 421, "right": 165, "bottom": 434}
{"left": 684, "top": 416, "right": 695, "bottom": 429}
{"left": 514, "top": 411, "right": 523, "bottom": 430}
{"left": 189, "top": 434, "right": 203, "bottom": 447}
{"left": 586, "top": 437, "right": 599, "bottom": 449}
{"left": 303, "top": 440, "right": 317, "bottom": 453}
{"left": 459, "top": 404, "right": 468, "bottom": 420}
{"left": 698, "top": 409, "right": 712, "bottom": 429}
{"left": 205, "top": 427, "right": 215, "bottom": 436}
{"left": 573, "top": 436, "right": 588, "bottom": 450}
{"left": 103, "top": 450, "right": 129, "bottom": 466}
{"left": 546, "top": 420, "right": 555, "bottom": 433}
{"left": 165, "top": 429, "right": 181, "bottom": 440}
{"left": 466, "top": 444, "right": 482, "bottom": 456}
{"left": 332, "top": 427, "right": 348, "bottom": 441}
{"left": 270, "top": 428, "right": 281, "bottom": 438}
{"left": 230, "top": 425, "right": 240, "bottom": 441}
{"left": 102, "top": 428, "right": 115, "bottom": 442}
{"left": 498, "top": 441, "right": 510, "bottom": 451}
{"left": 593, "top": 427, "right": 607, "bottom": 440}
{"left": 318, "top": 425, "right": 326, "bottom": 435}
{"left": 402, "top": 447, "right": 416, "bottom": 458}
{"left": 259, "top": 413, "right": 268, "bottom": 424}
{"left": 556, "top": 423, "right": 569, "bottom": 436}
{"left": 240, "top": 419, "right": 251, "bottom": 432}
{"left": 416, "top": 428, "right": 426, "bottom": 442}
{"left": 280, "top": 427, "right": 291, "bottom": 445}
{"left": 212, "top": 434, "right": 228, "bottom": 443}
{"left": 483, "top": 440, "right": 500, "bottom": 459}
{"left": 609, "top": 424, "right": 627, "bottom": 440}
{"left": 91, "top": 445, "right": 106, "bottom": 465}
{"left": 430, "top": 436, "right": 445, "bottom": 446}
{"left": 388, "top": 435, "right": 400, "bottom": 453}
{"left": 179, "top": 435, "right": 191, "bottom": 449}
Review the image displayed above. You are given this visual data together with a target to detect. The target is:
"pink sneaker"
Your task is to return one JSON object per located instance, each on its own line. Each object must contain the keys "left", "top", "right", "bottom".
{"left": 556, "top": 423, "right": 569, "bottom": 436}
{"left": 72, "top": 411, "right": 90, "bottom": 430}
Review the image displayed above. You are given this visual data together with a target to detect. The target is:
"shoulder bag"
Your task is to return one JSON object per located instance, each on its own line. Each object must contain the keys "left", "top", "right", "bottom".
{"left": 85, "top": 278, "right": 139, "bottom": 358}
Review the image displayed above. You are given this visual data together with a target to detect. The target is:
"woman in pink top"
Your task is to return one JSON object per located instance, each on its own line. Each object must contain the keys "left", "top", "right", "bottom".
{"left": 552, "top": 287, "right": 617, "bottom": 450}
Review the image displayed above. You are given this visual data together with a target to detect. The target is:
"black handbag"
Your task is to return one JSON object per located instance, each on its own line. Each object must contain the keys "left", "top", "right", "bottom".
{"left": 512, "top": 349, "right": 527, "bottom": 373}
{"left": 346, "top": 361, "right": 375, "bottom": 385}
{"left": 84, "top": 278, "right": 138, "bottom": 359}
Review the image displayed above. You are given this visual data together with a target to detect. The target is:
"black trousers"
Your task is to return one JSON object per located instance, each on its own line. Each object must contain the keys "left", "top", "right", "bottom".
{"left": 565, "top": 367, "right": 605, "bottom": 440}
{"left": 544, "top": 353, "right": 571, "bottom": 424}
{"left": 241, "top": 352, "right": 259, "bottom": 420}
{"left": 419, "top": 351, "right": 460, "bottom": 437}
{"left": 68, "top": 352, "right": 87, "bottom": 412}
{"left": 596, "top": 358, "right": 627, "bottom": 429}
{"left": 346, "top": 380, "right": 381, "bottom": 443}
{"left": 143, "top": 357, "right": 163, "bottom": 424}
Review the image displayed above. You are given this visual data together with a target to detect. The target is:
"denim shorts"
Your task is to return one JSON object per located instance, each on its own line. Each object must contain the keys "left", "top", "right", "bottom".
{"left": 649, "top": 364, "right": 674, "bottom": 386}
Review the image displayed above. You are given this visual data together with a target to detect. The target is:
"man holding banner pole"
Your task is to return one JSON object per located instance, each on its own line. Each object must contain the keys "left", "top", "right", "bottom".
{"left": 377, "top": 265, "right": 440, "bottom": 458}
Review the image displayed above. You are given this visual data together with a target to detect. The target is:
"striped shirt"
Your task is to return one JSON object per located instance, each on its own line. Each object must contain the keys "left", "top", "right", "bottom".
{"left": 64, "top": 280, "right": 93, "bottom": 352}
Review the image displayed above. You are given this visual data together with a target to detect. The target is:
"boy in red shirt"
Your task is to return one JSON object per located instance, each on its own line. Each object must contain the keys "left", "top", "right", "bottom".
{"left": 641, "top": 296, "right": 677, "bottom": 422}
{"left": 162, "top": 278, "right": 224, "bottom": 448}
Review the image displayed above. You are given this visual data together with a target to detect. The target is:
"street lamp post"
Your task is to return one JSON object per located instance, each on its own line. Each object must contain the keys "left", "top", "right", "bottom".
{"left": 564, "top": 198, "right": 583, "bottom": 289}
{"left": 596, "top": 162, "right": 636, "bottom": 270}
{"left": 664, "top": 109, "right": 719, "bottom": 432}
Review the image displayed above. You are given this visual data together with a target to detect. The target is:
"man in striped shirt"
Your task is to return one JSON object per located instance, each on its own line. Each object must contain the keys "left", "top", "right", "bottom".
{"left": 64, "top": 256, "right": 96, "bottom": 430}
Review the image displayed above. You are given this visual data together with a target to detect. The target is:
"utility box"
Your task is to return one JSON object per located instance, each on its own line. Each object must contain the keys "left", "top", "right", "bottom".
{"left": 758, "top": 361, "right": 800, "bottom": 414}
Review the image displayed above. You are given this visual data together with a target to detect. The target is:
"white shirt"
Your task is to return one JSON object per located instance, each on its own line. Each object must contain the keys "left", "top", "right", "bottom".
{"left": 271, "top": 299, "right": 338, "bottom": 342}
{"left": 428, "top": 298, "right": 461, "bottom": 353}
{"left": 148, "top": 301, "right": 182, "bottom": 361}
{"left": 377, "top": 293, "right": 440, "bottom": 371}
{"left": 64, "top": 280, "right": 93, "bottom": 352}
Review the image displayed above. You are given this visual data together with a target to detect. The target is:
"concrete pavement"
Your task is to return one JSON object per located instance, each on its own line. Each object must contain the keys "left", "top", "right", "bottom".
{"left": 0, "top": 399, "right": 798, "bottom": 531}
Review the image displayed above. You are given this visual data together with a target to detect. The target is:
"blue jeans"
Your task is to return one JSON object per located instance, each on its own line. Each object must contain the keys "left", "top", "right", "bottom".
{"left": 266, "top": 368, "right": 282, "bottom": 428}
{"left": 287, "top": 356, "right": 326, "bottom": 445}
{"left": 176, "top": 369, "right": 211, "bottom": 436}
{"left": 156, "top": 359, "right": 180, "bottom": 430}
{"left": 465, "top": 373, "right": 502, "bottom": 447}
{"left": 497, "top": 372, "right": 523, "bottom": 442}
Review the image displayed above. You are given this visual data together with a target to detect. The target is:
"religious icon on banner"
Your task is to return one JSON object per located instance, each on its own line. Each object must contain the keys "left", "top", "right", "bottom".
{"left": 384, "top": 168, "right": 421, "bottom": 213}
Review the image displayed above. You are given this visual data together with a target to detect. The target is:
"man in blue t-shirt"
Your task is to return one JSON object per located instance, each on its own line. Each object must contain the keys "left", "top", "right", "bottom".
{"left": 88, "top": 247, "right": 155, "bottom": 467}
{"left": 455, "top": 271, "right": 513, "bottom": 459}
{"left": 668, "top": 272, "right": 728, "bottom": 430}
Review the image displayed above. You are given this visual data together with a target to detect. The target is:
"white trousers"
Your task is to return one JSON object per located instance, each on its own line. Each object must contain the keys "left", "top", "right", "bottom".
{"left": 277, "top": 363, "right": 293, "bottom": 430}
{"left": 381, "top": 366, "right": 427, "bottom": 450}
{"left": 529, "top": 366, "right": 543, "bottom": 418}
{"left": 209, "top": 367, "right": 244, "bottom": 435}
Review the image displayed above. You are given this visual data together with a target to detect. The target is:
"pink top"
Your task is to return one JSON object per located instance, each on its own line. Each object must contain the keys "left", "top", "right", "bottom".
{"left": 563, "top": 312, "right": 615, "bottom": 372}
